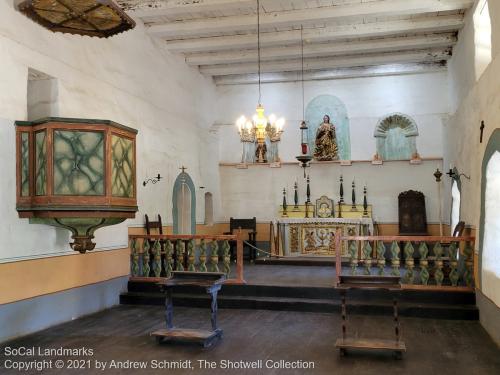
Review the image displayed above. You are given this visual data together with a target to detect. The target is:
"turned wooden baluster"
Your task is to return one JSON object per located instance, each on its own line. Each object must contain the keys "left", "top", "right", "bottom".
{"left": 187, "top": 239, "right": 196, "bottom": 271}
{"left": 463, "top": 241, "right": 474, "bottom": 287}
{"left": 348, "top": 240, "right": 358, "bottom": 275}
{"left": 176, "top": 240, "right": 185, "bottom": 271}
{"left": 130, "top": 238, "right": 140, "bottom": 277}
{"left": 142, "top": 239, "right": 151, "bottom": 277}
{"left": 222, "top": 240, "right": 231, "bottom": 276}
{"left": 362, "top": 241, "right": 372, "bottom": 275}
{"left": 152, "top": 240, "right": 162, "bottom": 277}
{"left": 433, "top": 242, "right": 444, "bottom": 286}
{"left": 376, "top": 241, "right": 386, "bottom": 275}
{"left": 404, "top": 241, "right": 415, "bottom": 284}
{"left": 390, "top": 241, "right": 400, "bottom": 276}
{"left": 448, "top": 242, "right": 460, "bottom": 286}
{"left": 198, "top": 239, "right": 208, "bottom": 272}
{"left": 210, "top": 240, "right": 220, "bottom": 272}
{"left": 164, "top": 240, "right": 174, "bottom": 277}
{"left": 418, "top": 242, "right": 430, "bottom": 285}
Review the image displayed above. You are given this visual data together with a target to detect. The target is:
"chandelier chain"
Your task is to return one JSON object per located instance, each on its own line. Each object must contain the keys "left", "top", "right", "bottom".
{"left": 301, "top": 24, "right": 305, "bottom": 121}
{"left": 257, "top": 0, "right": 261, "bottom": 105}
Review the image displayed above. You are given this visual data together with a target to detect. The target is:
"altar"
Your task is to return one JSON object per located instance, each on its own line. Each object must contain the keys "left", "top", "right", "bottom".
{"left": 276, "top": 217, "right": 373, "bottom": 257}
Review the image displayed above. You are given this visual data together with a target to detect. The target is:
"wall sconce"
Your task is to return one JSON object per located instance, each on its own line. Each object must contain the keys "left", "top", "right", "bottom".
{"left": 446, "top": 166, "right": 470, "bottom": 181}
{"left": 143, "top": 174, "right": 162, "bottom": 186}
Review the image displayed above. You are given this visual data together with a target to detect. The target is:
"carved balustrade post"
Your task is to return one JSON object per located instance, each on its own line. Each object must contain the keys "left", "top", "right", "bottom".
{"left": 222, "top": 240, "right": 231, "bottom": 276}
{"left": 463, "top": 241, "right": 474, "bottom": 287}
{"left": 433, "top": 242, "right": 444, "bottom": 286}
{"left": 348, "top": 240, "right": 358, "bottom": 275}
{"left": 187, "top": 239, "right": 196, "bottom": 271}
{"left": 199, "top": 239, "right": 208, "bottom": 272}
{"left": 376, "top": 241, "right": 386, "bottom": 275}
{"left": 164, "top": 240, "right": 174, "bottom": 277}
{"left": 176, "top": 240, "right": 185, "bottom": 271}
{"left": 142, "top": 239, "right": 151, "bottom": 277}
{"left": 362, "top": 241, "right": 372, "bottom": 275}
{"left": 390, "top": 241, "right": 400, "bottom": 276}
{"left": 152, "top": 240, "right": 162, "bottom": 277}
{"left": 448, "top": 242, "right": 460, "bottom": 286}
{"left": 418, "top": 242, "right": 429, "bottom": 285}
{"left": 404, "top": 242, "right": 415, "bottom": 284}
{"left": 210, "top": 240, "right": 220, "bottom": 272}
{"left": 130, "top": 238, "right": 139, "bottom": 277}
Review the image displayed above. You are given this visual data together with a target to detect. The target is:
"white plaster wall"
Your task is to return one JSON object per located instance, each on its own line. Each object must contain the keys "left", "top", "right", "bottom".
{"left": 444, "top": 0, "right": 500, "bottom": 307}
{"left": 215, "top": 72, "right": 448, "bottom": 224}
{"left": 216, "top": 72, "right": 448, "bottom": 163}
{"left": 0, "top": 0, "right": 217, "bottom": 261}
{"left": 220, "top": 161, "right": 443, "bottom": 224}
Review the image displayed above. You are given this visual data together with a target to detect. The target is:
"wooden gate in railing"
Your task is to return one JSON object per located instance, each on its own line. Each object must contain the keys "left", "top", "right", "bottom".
{"left": 335, "top": 230, "right": 475, "bottom": 290}
{"left": 128, "top": 233, "right": 245, "bottom": 284}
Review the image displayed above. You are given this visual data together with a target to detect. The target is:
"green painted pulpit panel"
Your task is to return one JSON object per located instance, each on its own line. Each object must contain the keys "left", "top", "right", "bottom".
{"left": 111, "top": 135, "right": 134, "bottom": 197}
{"left": 53, "top": 130, "right": 104, "bottom": 195}
{"left": 21, "top": 132, "right": 29, "bottom": 197}
{"left": 35, "top": 130, "right": 47, "bottom": 195}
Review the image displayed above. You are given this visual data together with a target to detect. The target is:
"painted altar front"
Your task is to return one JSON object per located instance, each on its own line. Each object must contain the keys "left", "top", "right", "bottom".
{"left": 277, "top": 217, "right": 373, "bottom": 257}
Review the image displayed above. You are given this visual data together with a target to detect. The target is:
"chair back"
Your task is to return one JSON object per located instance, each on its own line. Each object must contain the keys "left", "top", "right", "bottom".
{"left": 145, "top": 214, "right": 163, "bottom": 235}
{"left": 452, "top": 221, "right": 465, "bottom": 237}
{"left": 229, "top": 217, "right": 256, "bottom": 233}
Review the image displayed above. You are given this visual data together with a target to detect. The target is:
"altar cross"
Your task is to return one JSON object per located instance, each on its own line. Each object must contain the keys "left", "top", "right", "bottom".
{"left": 179, "top": 166, "right": 188, "bottom": 173}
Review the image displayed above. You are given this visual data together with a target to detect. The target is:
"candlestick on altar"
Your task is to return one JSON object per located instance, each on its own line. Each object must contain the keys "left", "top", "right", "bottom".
{"left": 293, "top": 181, "right": 299, "bottom": 210}
{"left": 306, "top": 175, "right": 311, "bottom": 204}
{"left": 363, "top": 186, "right": 368, "bottom": 217}
{"left": 351, "top": 180, "right": 357, "bottom": 211}
{"left": 339, "top": 175, "right": 344, "bottom": 204}
{"left": 282, "top": 188, "right": 288, "bottom": 217}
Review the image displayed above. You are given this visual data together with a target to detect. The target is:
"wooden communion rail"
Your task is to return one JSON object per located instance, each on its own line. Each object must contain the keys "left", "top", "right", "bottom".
{"left": 335, "top": 230, "right": 476, "bottom": 289}
{"left": 128, "top": 233, "right": 245, "bottom": 284}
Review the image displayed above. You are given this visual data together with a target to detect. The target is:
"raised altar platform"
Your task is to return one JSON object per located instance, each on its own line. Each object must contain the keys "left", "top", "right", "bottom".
{"left": 276, "top": 217, "right": 373, "bottom": 257}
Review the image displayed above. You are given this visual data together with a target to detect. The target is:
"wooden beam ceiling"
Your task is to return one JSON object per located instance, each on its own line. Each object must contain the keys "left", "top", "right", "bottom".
{"left": 119, "top": 0, "right": 474, "bottom": 83}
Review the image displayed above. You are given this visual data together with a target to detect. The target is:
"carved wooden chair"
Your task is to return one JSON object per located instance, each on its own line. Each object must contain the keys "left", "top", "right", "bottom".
{"left": 224, "top": 217, "right": 257, "bottom": 261}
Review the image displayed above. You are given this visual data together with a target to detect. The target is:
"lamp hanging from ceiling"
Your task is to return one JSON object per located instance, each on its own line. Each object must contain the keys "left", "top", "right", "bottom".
{"left": 236, "top": 0, "right": 285, "bottom": 164}
{"left": 16, "top": 0, "right": 135, "bottom": 38}
{"left": 295, "top": 25, "right": 312, "bottom": 177}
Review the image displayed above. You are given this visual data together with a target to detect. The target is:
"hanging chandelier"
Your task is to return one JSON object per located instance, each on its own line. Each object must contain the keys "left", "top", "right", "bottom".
{"left": 236, "top": 0, "right": 285, "bottom": 163}
{"left": 295, "top": 25, "right": 312, "bottom": 177}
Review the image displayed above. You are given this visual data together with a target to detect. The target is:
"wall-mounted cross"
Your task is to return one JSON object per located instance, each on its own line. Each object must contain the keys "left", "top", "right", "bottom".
{"left": 480, "top": 121, "right": 485, "bottom": 143}
{"left": 179, "top": 166, "right": 188, "bottom": 173}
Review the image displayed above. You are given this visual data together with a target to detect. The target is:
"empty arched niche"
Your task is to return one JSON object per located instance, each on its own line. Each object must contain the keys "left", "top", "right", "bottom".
{"left": 374, "top": 113, "right": 419, "bottom": 160}
{"left": 204, "top": 192, "right": 214, "bottom": 226}
{"left": 172, "top": 171, "right": 196, "bottom": 235}
{"left": 479, "top": 129, "right": 500, "bottom": 306}
{"left": 305, "top": 95, "right": 351, "bottom": 160}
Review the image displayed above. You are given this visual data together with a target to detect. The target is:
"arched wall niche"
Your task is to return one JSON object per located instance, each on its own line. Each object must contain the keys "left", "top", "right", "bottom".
{"left": 478, "top": 128, "right": 500, "bottom": 307}
{"left": 172, "top": 171, "right": 196, "bottom": 235}
{"left": 305, "top": 94, "right": 351, "bottom": 160}
{"left": 374, "top": 113, "right": 419, "bottom": 160}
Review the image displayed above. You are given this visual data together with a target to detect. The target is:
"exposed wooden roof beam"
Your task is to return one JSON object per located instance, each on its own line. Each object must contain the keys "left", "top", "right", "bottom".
{"left": 186, "top": 34, "right": 456, "bottom": 66}
{"left": 119, "top": 0, "right": 255, "bottom": 18}
{"left": 148, "top": 0, "right": 473, "bottom": 38}
{"left": 200, "top": 49, "right": 451, "bottom": 76}
{"left": 165, "top": 15, "right": 465, "bottom": 53}
{"left": 213, "top": 62, "right": 447, "bottom": 85}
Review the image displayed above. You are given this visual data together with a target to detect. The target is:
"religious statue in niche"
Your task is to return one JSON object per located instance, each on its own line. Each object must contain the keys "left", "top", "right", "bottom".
{"left": 255, "top": 142, "right": 267, "bottom": 163}
{"left": 314, "top": 115, "right": 338, "bottom": 161}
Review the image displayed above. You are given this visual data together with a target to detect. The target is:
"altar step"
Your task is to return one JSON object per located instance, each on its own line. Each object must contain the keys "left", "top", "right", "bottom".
{"left": 120, "top": 282, "right": 478, "bottom": 321}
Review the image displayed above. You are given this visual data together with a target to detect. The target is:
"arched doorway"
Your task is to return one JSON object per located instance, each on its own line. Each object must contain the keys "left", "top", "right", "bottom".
{"left": 479, "top": 129, "right": 500, "bottom": 307}
{"left": 172, "top": 171, "right": 196, "bottom": 235}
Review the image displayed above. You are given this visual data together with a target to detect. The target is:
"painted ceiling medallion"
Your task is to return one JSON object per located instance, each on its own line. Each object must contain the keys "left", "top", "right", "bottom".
{"left": 17, "top": 0, "right": 135, "bottom": 38}
{"left": 15, "top": 118, "right": 138, "bottom": 253}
